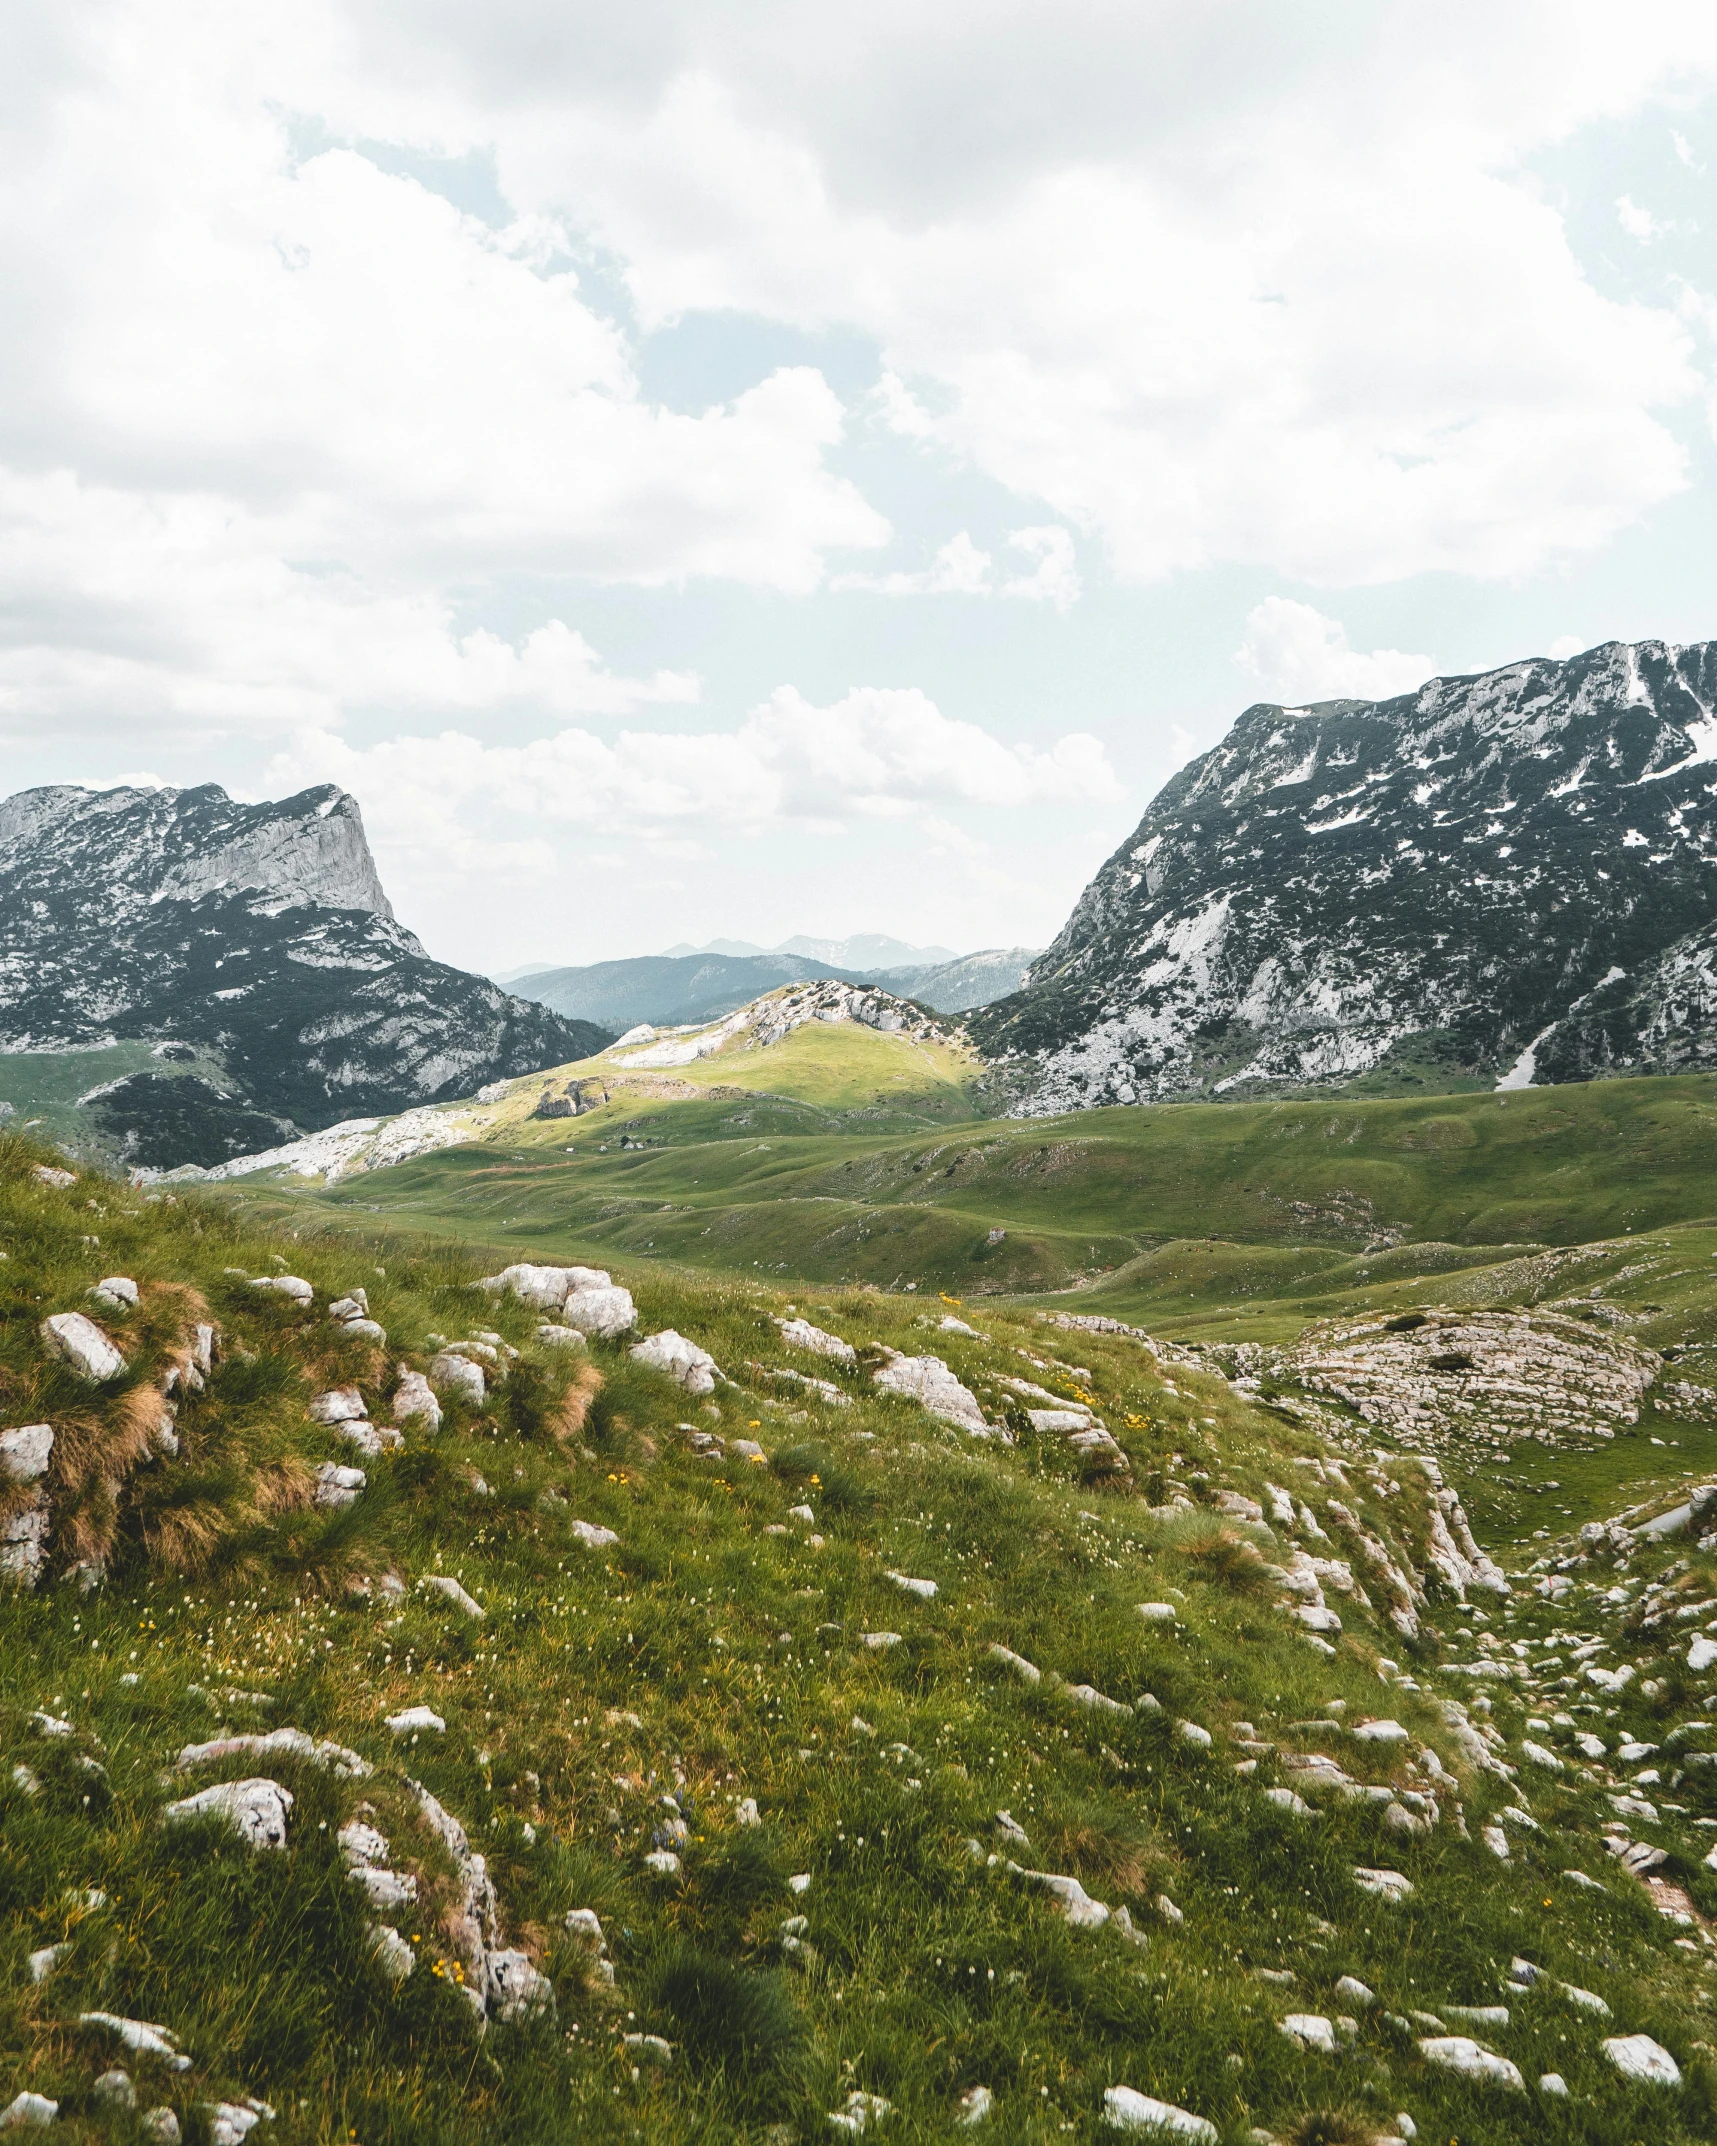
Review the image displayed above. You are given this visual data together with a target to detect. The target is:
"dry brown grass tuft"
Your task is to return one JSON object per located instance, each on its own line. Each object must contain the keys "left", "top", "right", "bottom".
{"left": 1178, "top": 1524, "right": 1273, "bottom": 1595}
{"left": 1041, "top": 1806, "right": 1164, "bottom": 1897}
{"left": 550, "top": 1363, "right": 605, "bottom": 1444}
{"left": 145, "top": 1498, "right": 240, "bottom": 1575}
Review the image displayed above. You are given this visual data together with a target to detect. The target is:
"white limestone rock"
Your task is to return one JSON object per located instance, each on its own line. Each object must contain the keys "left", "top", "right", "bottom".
{"left": 630, "top": 1330, "right": 718, "bottom": 1394}
{"left": 386, "top": 1705, "right": 445, "bottom": 1735}
{"left": 777, "top": 1317, "right": 857, "bottom": 1363}
{"left": 41, "top": 1311, "right": 126, "bottom": 1382}
{"left": 78, "top": 2014, "right": 191, "bottom": 2070}
{"left": 0, "top": 1425, "right": 53, "bottom": 1483}
{"left": 1351, "top": 1867, "right": 1412, "bottom": 1901}
{"left": 313, "top": 1462, "right": 365, "bottom": 1510}
{"left": 1601, "top": 2034, "right": 1680, "bottom": 2086}
{"left": 429, "top": 1352, "right": 485, "bottom": 1406}
{"left": 176, "top": 1728, "right": 368, "bottom": 1778}
{"left": 1417, "top": 2038, "right": 1524, "bottom": 2089}
{"left": 571, "top": 1521, "right": 619, "bottom": 1550}
{"left": 1100, "top": 2087, "right": 1217, "bottom": 2140}
{"left": 250, "top": 1275, "right": 313, "bottom": 1303}
{"left": 392, "top": 1369, "right": 442, "bottom": 1429}
{"left": 0, "top": 2092, "right": 58, "bottom": 2129}
{"left": 871, "top": 1350, "right": 988, "bottom": 1434}
{"left": 886, "top": 1570, "right": 938, "bottom": 1600}
{"left": 422, "top": 1574, "right": 485, "bottom": 1619}
{"left": 367, "top": 1925, "right": 415, "bottom": 1982}
{"left": 309, "top": 1387, "right": 367, "bottom": 1424}
{"left": 162, "top": 1776, "right": 292, "bottom": 1849}
{"left": 485, "top": 1948, "right": 554, "bottom": 2021}
{"left": 91, "top": 1276, "right": 139, "bottom": 1308}
{"left": 1013, "top": 1867, "right": 1110, "bottom": 1929}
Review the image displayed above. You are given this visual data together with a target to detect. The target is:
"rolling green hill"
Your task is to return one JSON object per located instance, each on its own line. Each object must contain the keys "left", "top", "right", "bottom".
{"left": 5, "top": 1132, "right": 1717, "bottom": 2141}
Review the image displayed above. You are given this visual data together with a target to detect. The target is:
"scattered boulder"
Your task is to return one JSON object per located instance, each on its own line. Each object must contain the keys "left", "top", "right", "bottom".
{"left": 429, "top": 1353, "right": 485, "bottom": 1406}
{"left": 392, "top": 1370, "right": 442, "bottom": 1430}
{"left": 885, "top": 1570, "right": 938, "bottom": 1600}
{"left": 176, "top": 1729, "right": 369, "bottom": 1778}
{"left": 91, "top": 1276, "right": 139, "bottom": 1308}
{"left": 1418, "top": 2038, "right": 1524, "bottom": 2089}
{"left": 1280, "top": 2013, "right": 1337, "bottom": 2052}
{"left": 386, "top": 1706, "right": 446, "bottom": 1736}
{"left": 32, "top": 1165, "right": 75, "bottom": 1189}
{"left": 250, "top": 1275, "right": 313, "bottom": 1303}
{"left": 313, "top": 1462, "right": 365, "bottom": 1511}
{"left": 422, "top": 1574, "right": 484, "bottom": 1619}
{"left": 41, "top": 1311, "right": 127, "bottom": 1382}
{"left": 871, "top": 1351, "right": 989, "bottom": 1434}
{"left": 571, "top": 1521, "right": 619, "bottom": 1550}
{"left": 0, "top": 1425, "right": 53, "bottom": 1483}
{"left": 1011, "top": 1866, "right": 1110, "bottom": 1929}
{"left": 989, "top": 1644, "right": 1041, "bottom": 1683}
{"left": 1351, "top": 1867, "right": 1413, "bottom": 1901}
{"left": 479, "top": 1264, "right": 636, "bottom": 1336}
{"left": 630, "top": 1330, "right": 718, "bottom": 1394}
{"left": 162, "top": 1776, "right": 292, "bottom": 1849}
{"left": 78, "top": 2014, "right": 192, "bottom": 2069}
{"left": 1602, "top": 2034, "right": 1681, "bottom": 2086}
{"left": 366, "top": 1924, "right": 415, "bottom": 1983}
{"left": 0, "top": 2093, "right": 58, "bottom": 2129}
{"left": 778, "top": 1317, "right": 857, "bottom": 1363}
{"left": 1100, "top": 2087, "right": 1217, "bottom": 2140}
{"left": 308, "top": 1388, "right": 366, "bottom": 1424}
{"left": 485, "top": 1948, "right": 555, "bottom": 2022}
{"left": 828, "top": 2089, "right": 893, "bottom": 2135}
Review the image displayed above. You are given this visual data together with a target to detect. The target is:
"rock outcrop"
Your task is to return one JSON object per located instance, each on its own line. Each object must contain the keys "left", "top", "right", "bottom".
{"left": 973, "top": 639, "right": 1717, "bottom": 1108}
{"left": 0, "top": 781, "right": 611, "bottom": 1167}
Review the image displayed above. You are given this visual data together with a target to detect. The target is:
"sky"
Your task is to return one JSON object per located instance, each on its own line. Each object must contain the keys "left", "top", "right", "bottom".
{"left": 7, "top": 4, "right": 1717, "bottom": 974}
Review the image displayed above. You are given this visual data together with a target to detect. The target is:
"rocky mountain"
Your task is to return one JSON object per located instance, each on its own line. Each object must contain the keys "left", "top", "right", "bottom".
{"left": 973, "top": 639, "right": 1717, "bottom": 1110}
{"left": 507, "top": 949, "right": 853, "bottom": 1031}
{"left": 0, "top": 782, "right": 611, "bottom": 1166}
{"left": 514, "top": 944, "right": 1034, "bottom": 1031}
{"left": 877, "top": 946, "right": 1041, "bottom": 1014}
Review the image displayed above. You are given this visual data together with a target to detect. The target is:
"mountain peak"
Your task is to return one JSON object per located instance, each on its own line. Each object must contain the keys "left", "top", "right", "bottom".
{"left": 974, "top": 635, "right": 1717, "bottom": 1109}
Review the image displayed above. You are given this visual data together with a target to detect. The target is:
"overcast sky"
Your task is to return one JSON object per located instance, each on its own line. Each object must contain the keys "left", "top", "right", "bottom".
{"left": 8, "top": 3, "right": 1717, "bottom": 973}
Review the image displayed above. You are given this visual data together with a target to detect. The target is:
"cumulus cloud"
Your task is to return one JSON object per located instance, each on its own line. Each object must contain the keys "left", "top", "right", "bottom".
{"left": 0, "top": 471, "right": 700, "bottom": 737}
{"left": 446, "top": 0, "right": 1713, "bottom": 585}
{"left": 270, "top": 683, "right": 1117, "bottom": 860}
{"left": 1234, "top": 598, "right": 1436, "bottom": 705}
{"left": 832, "top": 525, "right": 1080, "bottom": 607}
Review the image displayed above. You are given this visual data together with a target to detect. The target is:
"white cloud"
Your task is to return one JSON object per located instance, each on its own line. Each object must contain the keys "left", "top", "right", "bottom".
{"left": 831, "top": 524, "right": 1080, "bottom": 607}
{"left": 446, "top": 1, "right": 1712, "bottom": 586}
{"left": 1234, "top": 598, "right": 1436, "bottom": 704}
{"left": 271, "top": 683, "right": 1118, "bottom": 858}
{"left": 0, "top": 471, "right": 701, "bottom": 738}
{"left": 1548, "top": 633, "right": 1589, "bottom": 658}
{"left": 1617, "top": 193, "right": 1669, "bottom": 242}
{"left": 262, "top": 680, "right": 1119, "bottom": 962}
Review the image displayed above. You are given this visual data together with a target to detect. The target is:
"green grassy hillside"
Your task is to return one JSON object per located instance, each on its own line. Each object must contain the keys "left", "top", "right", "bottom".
{"left": 240, "top": 1073, "right": 1717, "bottom": 1302}
{"left": 7, "top": 1134, "right": 1716, "bottom": 2141}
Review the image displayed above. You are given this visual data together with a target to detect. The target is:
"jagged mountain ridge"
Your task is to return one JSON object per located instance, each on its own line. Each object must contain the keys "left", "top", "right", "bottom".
{"left": 973, "top": 638, "right": 1717, "bottom": 1109}
{"left": 0, "top": 782, "right": 611, "bottom": 1164}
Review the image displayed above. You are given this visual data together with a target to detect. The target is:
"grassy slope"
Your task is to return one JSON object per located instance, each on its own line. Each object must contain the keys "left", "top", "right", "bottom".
{"left": 229, "top": 1072, "right": 1717, "bottom": 1549}
{"left": 257, "top": 1076, "right": 1717, "bottom": 1301}
{"left": 6, "top": 1136, "right": 1716, "bottom": 2142}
